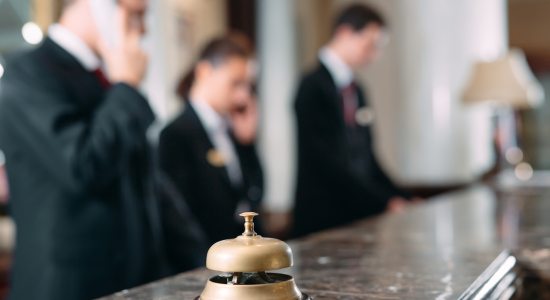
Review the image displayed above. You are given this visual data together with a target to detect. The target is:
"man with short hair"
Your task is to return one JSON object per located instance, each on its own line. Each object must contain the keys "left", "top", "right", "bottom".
{"left": 292, "top": 4, "right": 414, "bottom": 238}
{"left": 0, "top": 0, "right": 206, "bottom": 299}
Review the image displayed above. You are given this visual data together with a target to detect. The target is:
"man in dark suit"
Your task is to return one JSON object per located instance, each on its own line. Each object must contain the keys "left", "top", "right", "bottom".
{"left": 293, "top": 4, "right": 414, "bottom": 238}
{"left": 0, "top": 1, "right": 207, "bottom": 299}
{"left": 160, "top": 38, "right": 263, "bottom": 244}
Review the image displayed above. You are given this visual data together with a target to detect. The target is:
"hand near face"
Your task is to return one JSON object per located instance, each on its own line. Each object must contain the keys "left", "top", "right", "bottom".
{"left": 230, "top": 96, "right": 259, "bottom": 146}
{"left": 98, "top": 6, "right": 147, "bottom": 88}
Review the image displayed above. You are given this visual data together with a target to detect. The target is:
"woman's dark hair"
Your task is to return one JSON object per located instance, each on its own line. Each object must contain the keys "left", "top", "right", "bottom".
{"left": 177, "top": 37, "right": 249, "bottom": 99}
{"left": 333, "top": 4, "right": 386, "bottom": 33}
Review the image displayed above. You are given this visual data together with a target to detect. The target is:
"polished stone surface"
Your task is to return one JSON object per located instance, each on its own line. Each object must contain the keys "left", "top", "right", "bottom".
{"left": 98, "top": 184, "right": 550, "bottom": 299}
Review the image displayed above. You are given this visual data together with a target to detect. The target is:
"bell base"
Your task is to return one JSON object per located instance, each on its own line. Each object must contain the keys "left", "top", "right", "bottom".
{"left": 194, "top": 293, "right": 312, "bottom": 300}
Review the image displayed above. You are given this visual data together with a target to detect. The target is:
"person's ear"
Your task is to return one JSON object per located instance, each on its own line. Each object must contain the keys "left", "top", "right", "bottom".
{"left": 194, "top": 61, "right": 213, "bottom": 82}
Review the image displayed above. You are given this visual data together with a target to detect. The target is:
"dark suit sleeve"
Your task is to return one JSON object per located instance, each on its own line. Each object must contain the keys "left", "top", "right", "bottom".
{"left": 158, "top": 125, "right": 197, "bottom": 209}
{"left": 369, "top": 151, "right": 411, "bottom": 199}
{"left": 158, "top": 123, "right": 209, "bottom": 273}
{"left": 237, "top": 143, "right": 264, "bottom": 201}
{"left": 1, "top": 79, "right": 154, "bottom": 193}
{"left": 157, "top": 172, "right": 208, "bottom": 273}
{"left": 357, "top": 88, "right": 411, "bottom": 200}
{"left": 295, "top": 79, "right": 388, "bottom": 215}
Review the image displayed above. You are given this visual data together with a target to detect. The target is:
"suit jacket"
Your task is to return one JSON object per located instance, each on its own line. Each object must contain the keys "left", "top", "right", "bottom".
{"left": 292, "top": 63, "right": 408, "bottom": 238}
{"left": 0, "top": 38, "right": 207, "bottom": 300}
{"left": 159, "top": 103, "right": 263, "bottom": 244}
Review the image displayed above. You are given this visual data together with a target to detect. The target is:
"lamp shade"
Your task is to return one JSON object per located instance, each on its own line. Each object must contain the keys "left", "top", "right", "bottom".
{"left": 462, "top": 49, "right": 544, "bottom": 109}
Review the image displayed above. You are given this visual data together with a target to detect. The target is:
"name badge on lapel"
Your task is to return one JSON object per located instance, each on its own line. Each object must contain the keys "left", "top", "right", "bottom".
{"left": 207, "top": 149, "right": 225, "bottom": 167}
{"left": 355, "top": 107, "right": 375, "bottom": 126}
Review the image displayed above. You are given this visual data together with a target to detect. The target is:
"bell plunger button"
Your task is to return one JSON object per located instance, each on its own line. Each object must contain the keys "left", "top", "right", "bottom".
{"left": 239, "top": 212, "right": 258, "bottom": 236}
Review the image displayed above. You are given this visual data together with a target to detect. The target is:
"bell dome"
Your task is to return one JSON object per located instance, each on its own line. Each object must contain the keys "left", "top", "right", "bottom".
{"left": 205, "top": 212, "right": 293, "bottom": 272}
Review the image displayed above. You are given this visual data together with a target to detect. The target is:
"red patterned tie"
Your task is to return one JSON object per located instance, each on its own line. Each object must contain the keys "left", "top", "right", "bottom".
{"left": 92, "top": 69, "right": 112, "bottom": 90}
{"left": 340, "top": 82, "right": 358, "bottom": 127}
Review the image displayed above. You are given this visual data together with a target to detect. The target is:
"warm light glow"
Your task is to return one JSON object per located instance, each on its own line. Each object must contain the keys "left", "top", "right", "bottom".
{"left": 317, "top": 256, "right": 331, "bottom": 265}
{"left": 22, "top": 22, "right": 43, "bottom": 45}
{"left": 505, "top": 147, "right": 523, "bottom": 165}
{"left": 0, "top": 63, "right": 4, "bottom": 79}
{"left": 515, "top": 162, "right": 533, "bottom": 181}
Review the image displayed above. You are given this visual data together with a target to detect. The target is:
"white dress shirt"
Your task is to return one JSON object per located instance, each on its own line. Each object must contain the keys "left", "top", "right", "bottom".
{"left": 190, "top": 99, "right": 243, "bottom": 187}
{"left": 318, "top": 46, "right": 354, "bottom": 89}
{"left": 48, "top": 23, "right": 101, "bottom": 72}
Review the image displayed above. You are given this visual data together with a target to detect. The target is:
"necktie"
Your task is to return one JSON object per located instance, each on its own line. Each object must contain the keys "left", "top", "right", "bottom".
{"left": 93, "top": 68, "right": 112, "bottom": 90}
{"left": 340, "top": 82, "right": 358, "bottom": 127}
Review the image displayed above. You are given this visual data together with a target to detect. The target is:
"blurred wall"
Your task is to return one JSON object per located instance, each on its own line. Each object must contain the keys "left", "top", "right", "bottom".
{"left": 0, "top": 0, "right": 31, "bottom": 57}
{"left": 33, "top": 0, "right": 62, "bottom": 33}
{"left": 257, "top": 0, "right": 298, "bottom": 212}
{"left": 295, "top": 0, "right": 335, "bottom": 71}
{"left": 395, "top": 0, "right": 506, "bottom": 185}
{"left": 508, "top": 0, "right": 550, "bottom": 59}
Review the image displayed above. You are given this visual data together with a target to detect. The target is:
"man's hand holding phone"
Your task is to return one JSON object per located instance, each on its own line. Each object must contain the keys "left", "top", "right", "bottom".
{"left": 98, "top": 6, "right": 147, "bottom": 88}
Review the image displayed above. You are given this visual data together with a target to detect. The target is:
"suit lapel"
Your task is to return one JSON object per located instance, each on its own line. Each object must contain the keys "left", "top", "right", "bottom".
{"left": 356, "top": 85, "right": 367, "bottom": 108}
{"left": 40, "top": 38, "right": 106, "bottom": 110}
{"left": 185, "top": 104, "right": 232, "bottom": 187}
{"left": 318, "top": 63, "right": 347, "bottom": 127}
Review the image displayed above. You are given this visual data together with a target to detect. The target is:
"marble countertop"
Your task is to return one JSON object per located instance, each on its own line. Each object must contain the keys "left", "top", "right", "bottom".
{"left": 98, "top": 184, "right": 550, "bottom": 299}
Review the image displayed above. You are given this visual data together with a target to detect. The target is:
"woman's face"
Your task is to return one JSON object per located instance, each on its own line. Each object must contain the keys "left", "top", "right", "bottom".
{"left": 202, "top": 56, "right": 251, "bottom": 114}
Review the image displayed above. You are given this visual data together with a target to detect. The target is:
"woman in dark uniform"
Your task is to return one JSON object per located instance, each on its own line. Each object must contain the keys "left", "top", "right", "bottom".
{"left": 159, "top": 37, "right": 263, "bottom": 244}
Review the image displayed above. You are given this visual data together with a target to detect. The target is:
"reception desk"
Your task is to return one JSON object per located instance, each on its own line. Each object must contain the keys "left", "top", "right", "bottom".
{"left": 99, "top": 183, "right": 550, "bottom": 299}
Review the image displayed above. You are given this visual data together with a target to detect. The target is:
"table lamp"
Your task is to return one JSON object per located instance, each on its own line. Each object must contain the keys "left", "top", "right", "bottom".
{"left": 463, "top": 49, "right": 544, "bottom": 108}
{"left": 462, "top": 49, "right": 545, "bottom": 179}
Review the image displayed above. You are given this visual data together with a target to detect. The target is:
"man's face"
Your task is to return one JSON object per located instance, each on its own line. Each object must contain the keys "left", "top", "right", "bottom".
{"left": 118, "top": 0, "right": 147, "bottom": 34}
{"left": 344, "top": 23, "right": 385, "bottom": 69}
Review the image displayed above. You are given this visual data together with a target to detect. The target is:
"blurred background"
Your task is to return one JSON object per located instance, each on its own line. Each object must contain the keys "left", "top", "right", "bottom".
{"left": 0, "top": 0, "right": 550, "bottom": 297}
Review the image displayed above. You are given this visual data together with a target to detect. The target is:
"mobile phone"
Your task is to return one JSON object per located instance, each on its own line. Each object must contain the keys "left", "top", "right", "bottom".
{"left": 88, "top": 0, "right": 119, "bottom": 47}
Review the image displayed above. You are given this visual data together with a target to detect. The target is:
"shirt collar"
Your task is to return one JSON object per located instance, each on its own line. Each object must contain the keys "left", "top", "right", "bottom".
{"left": 318, "top": 46, "right": 354, "bottom": 89}
{"left": 189, "top": 98, "right": 228, "bottom": 133}
{"left": 48, "top": 23, "right": 101, "bottom": 72}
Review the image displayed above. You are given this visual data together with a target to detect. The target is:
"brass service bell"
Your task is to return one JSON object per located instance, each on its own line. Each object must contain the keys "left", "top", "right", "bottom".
{"left": 195, "top": 212, "right": 311, "bottom": 300}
